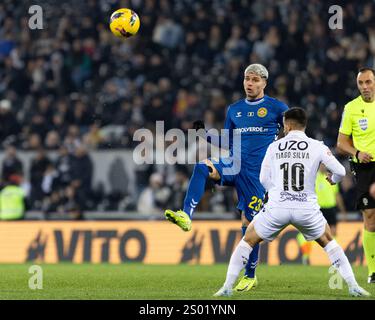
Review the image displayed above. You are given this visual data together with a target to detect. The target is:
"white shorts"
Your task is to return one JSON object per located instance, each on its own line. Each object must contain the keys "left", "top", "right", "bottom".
{"left": 253, "top": 205, "right": 327, "bottom": 242}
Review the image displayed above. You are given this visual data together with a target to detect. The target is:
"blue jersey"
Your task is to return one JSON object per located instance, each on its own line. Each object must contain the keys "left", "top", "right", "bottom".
{"left": 224, "top": 95, "right": 288, "bottom": 172}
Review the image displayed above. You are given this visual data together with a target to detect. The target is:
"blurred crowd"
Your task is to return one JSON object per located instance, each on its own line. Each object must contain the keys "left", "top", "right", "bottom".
{"left": 0, "top": 0, "right": 373, "bottom": 216}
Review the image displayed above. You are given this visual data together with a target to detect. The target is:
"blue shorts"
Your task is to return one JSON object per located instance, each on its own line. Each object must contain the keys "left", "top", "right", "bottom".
{"left": 209, "top": 157, "right": 265, "bottom": 221}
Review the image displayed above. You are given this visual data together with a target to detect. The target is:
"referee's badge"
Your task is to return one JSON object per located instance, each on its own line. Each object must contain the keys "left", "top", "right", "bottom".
{"left": 358, "top": 118, "right": 368, "bottom": 131}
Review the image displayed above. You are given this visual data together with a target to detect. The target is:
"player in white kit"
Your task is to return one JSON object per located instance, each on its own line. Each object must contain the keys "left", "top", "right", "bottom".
{"left": 214, "top": 108, "right": 370, "bottom": 297}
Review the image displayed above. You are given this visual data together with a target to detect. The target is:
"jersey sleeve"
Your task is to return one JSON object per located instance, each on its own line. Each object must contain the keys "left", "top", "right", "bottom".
{"left": 320, "top": 144, "right": 346, "bottom": 183}
{"left": 276, "top": 102, "right": 289, "bottom": 127}
{"left": 339, "top": 106, "right": 352, "bottom": 136}
{"left": 259, "top": 144, "right": 273, "bottom": 190}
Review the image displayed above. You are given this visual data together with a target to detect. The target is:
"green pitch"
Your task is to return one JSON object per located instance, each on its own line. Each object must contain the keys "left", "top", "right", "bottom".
{"left": 0, "top": 264, "right": 373, "bottom": 300}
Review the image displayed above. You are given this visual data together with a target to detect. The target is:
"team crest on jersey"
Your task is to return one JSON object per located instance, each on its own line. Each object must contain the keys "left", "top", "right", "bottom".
{"left": 358, "top": 118, "right": 368, "bottom": 131}
{"left": 257, "top": 107, "right": 268, "bottom": 118}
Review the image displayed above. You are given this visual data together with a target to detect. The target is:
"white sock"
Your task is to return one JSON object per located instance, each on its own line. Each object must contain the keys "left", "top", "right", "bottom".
{"left": 223, "top": 238, "right": 253, "bottom": 289}
{"left": 324, "top": 239, "right": 358, "bottom": 288}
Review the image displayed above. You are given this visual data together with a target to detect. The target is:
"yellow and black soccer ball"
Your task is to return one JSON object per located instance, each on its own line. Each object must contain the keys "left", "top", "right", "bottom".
{"left": 109, "top": 8, "right": 140, "bottom": 38}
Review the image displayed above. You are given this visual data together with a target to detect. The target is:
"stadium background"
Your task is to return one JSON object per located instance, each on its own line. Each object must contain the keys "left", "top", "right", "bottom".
{"left": 0, "top": 0, "right": 374, "bottom": 267}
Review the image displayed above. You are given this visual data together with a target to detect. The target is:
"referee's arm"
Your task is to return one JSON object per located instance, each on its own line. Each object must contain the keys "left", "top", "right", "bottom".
{"left": 337, "top": 133, "right": 373, "bottom": 163}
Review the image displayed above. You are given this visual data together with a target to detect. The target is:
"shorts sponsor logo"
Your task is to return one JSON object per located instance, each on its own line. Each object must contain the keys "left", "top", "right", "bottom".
{"left": 257, "top": 107, "right": 268, "bottom": 118}
{"left": 358, "top": 118, "right": 368, "bottom": 131}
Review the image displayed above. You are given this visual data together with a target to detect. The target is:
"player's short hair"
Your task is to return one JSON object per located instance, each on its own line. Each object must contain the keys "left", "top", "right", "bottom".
{"left": 358, "top": 67, "right": 375, "bottom": 77}
{"left": 284, "top": 107, "right": 307, "bottom": 128}
{"left": 244, "top": 64, "right": 268, "bottom": 79}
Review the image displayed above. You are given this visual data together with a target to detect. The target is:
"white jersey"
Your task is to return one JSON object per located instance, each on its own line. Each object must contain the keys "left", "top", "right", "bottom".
{"left": 259, "top": 130, "right": 346, "bottom": 210}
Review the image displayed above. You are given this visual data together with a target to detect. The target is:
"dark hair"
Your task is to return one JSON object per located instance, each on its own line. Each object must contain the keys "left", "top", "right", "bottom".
{"left": 284, "top": 107, "right": 307, "bottom": 128}
{"left": 358, "top": 67, "right": 375, "bottom": 76}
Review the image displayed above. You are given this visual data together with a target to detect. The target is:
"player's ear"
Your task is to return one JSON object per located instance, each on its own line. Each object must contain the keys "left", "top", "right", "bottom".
{"left": 262, "top": 79, "right": 267, "bottom": 89}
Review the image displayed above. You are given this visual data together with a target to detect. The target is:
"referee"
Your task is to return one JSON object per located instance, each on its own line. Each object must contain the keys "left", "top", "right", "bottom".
{"left": 337, "top": 67, "right": 375, "bottom": 284}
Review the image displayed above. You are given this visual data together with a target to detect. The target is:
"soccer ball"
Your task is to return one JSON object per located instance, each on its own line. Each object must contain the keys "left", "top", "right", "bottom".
{"left": 109, "top": 8, "right": 140, "bottom": 38}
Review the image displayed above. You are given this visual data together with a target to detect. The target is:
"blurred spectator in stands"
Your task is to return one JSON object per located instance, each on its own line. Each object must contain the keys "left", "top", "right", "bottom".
{"left": 45, "top": 130, "right": 61, "bottom": 150}
{"left": 41, "top": 163, "right": 59, "bottom": 196}
{"left": 61, "top": 184, "right": 83, "bottom": 220}
{"left": 82, "top": 122, "right": 105, "bottom": 149}
{"left": 64, "top": 125, "right": 82, "bottom": 153}
{"left": 1, "top": 144, "right": 23, "bottom": 182}
{"left": 114, "top": 99, "right": 133, "bottom": 125}
{"left": 50, "top": 112, "right": 68, "bottom": 139}
{"left": 71, "top": 145, "right": 93, "bottom": 209}
{"left": 55, "top": 145, "right": 75, "bottom": 188}
{"left": 30, "top": 148, "right": 51, "bottom": 209}
{"left": 72, "top": 99, "right": 92, "bottom": 127}
{"left": 153, "top": 16, "right": 184, "bottom": 49}
{"left": 66, "top": 39, "right": 92, "bottom": 90}
{"left": 143, "top": 94, "right": 174, "bottom": 130}
{"left": 137, "top": 172, "right": 171, "bottom": 214}
{"left": 42, "top": 190, "right": 62, "bottom": 218}
{"left": 167, "top": 166, "right": 189, "bottom": 211}
{"left": 0, "top": 99, "right": 20, "bottom": 142}
{"left": 25, "top": 133, "right": 43, "bottom": 150}
{"left": 180, "top": 92, "right": 204, "bottom": 131}
{"left": 158, "top": 78, "right": 176, "bottom": 108}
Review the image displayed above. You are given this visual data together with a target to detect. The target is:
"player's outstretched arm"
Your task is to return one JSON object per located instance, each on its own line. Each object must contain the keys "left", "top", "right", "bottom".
{"left": 321, "top": 146, "right": 346, "bottom": 184}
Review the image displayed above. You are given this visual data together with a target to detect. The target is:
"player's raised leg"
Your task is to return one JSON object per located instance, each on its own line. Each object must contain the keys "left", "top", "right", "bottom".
{"left": 164, "top": 159, "right": 220, "bottom": 231}
{"left": 315, "top": 224, "right": 371, "bottom": 297}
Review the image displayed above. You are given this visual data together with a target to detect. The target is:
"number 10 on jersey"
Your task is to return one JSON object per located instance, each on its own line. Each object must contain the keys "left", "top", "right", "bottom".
{"left": 280, "top": 162, "right": 305, "bottom": 191}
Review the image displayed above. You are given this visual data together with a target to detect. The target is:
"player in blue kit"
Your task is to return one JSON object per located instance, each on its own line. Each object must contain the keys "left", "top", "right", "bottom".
{"left": 165, "top": 64, "right": 288, "bottom": 291}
